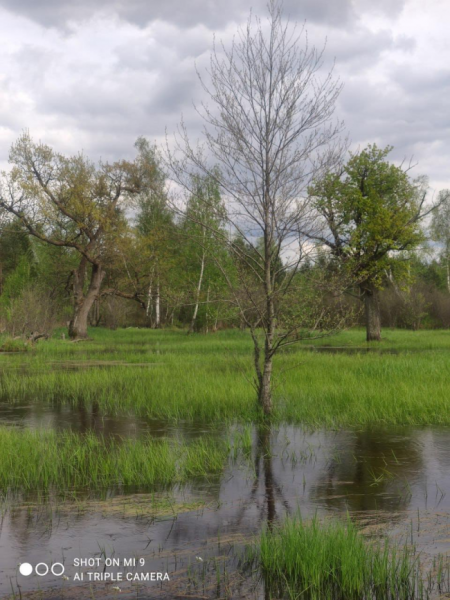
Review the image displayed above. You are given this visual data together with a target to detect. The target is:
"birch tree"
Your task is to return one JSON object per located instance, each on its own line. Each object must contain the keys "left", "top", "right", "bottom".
{"left": 431, "top": 191, "right": 450, "bottom": 292}
{"left": 135, "top": 139, "right": 174, "bottom": 328}
{"left": 168, "top": 0, "right": 345, "bottom": 414}
{"left": 183, "top": 172, "right": 226, "bottom": 334}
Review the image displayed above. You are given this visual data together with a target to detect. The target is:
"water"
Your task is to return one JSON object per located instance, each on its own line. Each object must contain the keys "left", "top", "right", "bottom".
{"left": 1, "top": 401, "right": 450, "bottom": 598}
{"left": 0, "top": 401, "right": 214, "bottom": 440}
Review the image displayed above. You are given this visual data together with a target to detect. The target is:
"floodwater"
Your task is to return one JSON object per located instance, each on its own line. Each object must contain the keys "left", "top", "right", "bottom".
{"left": 1, "top": 401, "right": 450, "bottom": 598}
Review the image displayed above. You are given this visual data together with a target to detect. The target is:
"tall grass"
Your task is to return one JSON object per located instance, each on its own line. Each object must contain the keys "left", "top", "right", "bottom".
{"left": 0, "top": 427, "right": 234, "bottom": 492}
{"left": 1, "top": 327, "right": 450, "bottom": 426}
{"left": 257, "top": 516, "right": 432, "bottom": 599}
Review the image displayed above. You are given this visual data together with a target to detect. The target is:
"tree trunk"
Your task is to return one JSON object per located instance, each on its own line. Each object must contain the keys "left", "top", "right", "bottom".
{"left": 68, "top": 262, "right": 105, "bottom": 339}
{"left": 90, "top": 297, "right": 101, "bottom": 327}
{"left": 447, "top": 259, "right": 450, "bottom": 293}
{"left": 361, "top": 282, "right": 381, "bottom": 342}
{"left": 205, "top": 285, "right": 210, "bottom": 333}
{"left": 155, "top": 275, "right": 161, "bottom": 329}
{"left": 258, "top": 357, "right": 273, "bottom": 416}
{"left": 251, "top": 327, "right": 273, "bottom": 417}
{"left": 189, "top": 248, "right": 205, "bottom": 334}
{"left": 146, "top": 277, "right": 153, "bottom": 327}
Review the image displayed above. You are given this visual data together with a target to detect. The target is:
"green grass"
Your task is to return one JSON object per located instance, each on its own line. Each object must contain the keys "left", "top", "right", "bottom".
{"left": 298, "top": 327, "right": 450, "bottom": 350}
{"left": 257, "top": 515, "right": 441, "bottom": 599}
{"left": 0, "top": 337, "right": 30, "bottom": 352}
{"left": 1, "top": 327, "right": 450, "bottom": 426}
{"left": 0, "top": 427, "right": 238, "bottom": 493}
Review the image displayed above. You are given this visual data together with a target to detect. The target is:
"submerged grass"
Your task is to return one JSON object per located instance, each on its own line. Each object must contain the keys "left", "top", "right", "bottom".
{"left": 1, "top": 327, "right": 450, "bottom": 426}
{"left": 257, "top": 515, "right": 441, "bottom": 599}
{"left": 0, "top": 427, "right": 236, "bottom": 493}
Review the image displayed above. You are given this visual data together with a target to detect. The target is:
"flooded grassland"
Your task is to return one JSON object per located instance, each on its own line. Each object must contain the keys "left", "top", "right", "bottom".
{"left": 1, "top": 328, "right": 450, "bottom": 598}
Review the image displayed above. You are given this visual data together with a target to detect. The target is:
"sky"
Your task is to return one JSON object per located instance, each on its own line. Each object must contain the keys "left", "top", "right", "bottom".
{"left": 0, "top": 0, "right": 448, "bottom": 196}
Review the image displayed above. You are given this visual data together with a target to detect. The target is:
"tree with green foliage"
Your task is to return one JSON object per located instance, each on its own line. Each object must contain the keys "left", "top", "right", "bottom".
{"left": 431, "top": 190, "right": 450, "bottom": 292}
{"left": 183, "top": 171, "right": 227, "bottom": 334}
{"left": 0, "top": 133, "right": 152, "bottom": 339}
{"left": 307, "top": 145, "right": 432, "bottom": 341}
{"left": 135, "top": 139, "right": 175, "bottom": 328}
{"left": 0, "top": 219, "right": 31, "bottom": 293}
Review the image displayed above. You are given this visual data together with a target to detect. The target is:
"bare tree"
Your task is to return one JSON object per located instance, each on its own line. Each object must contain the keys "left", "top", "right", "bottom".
{"left": 167, "top": 0, "right": 346, "bottom": 415}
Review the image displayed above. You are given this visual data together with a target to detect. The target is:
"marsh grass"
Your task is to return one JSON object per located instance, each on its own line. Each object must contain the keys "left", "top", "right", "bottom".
{"left": 0, "top": 427, "right": 238, "bottom": 493}
{"left": 257, "top": 515, "right": 438, "bottom": 599}
{"left": 1, "top": 328, "right": 450, "bottom": 426}
{"left": 297, "top": 327, "right": 450, "bottom": 350}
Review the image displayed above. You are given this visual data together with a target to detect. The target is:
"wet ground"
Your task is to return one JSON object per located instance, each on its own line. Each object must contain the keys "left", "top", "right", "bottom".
{"left": 1, "top": 401, "right": 450, "bottom": 598}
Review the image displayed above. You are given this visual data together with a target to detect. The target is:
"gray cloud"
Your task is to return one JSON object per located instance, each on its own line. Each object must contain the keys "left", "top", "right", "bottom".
{"left": 358, "top": 0, "right": 408, "bottom": 19}
{"left": 0, "top": 0, "right": 355, "bottom": 30}
{"left": 337, "top": 62, "right": 450, "bottom": 188}
{"left": 0, "top": 0, "right": 447, "bottom": 194}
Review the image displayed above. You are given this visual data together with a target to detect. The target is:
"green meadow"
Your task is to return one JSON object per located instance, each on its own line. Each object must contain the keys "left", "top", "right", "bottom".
{"left": 0, "top": 327, "right": 449, "bottom": 427}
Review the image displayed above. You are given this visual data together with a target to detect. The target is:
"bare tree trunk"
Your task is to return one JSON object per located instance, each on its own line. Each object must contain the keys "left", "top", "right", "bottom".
{"left": 189, "top": 248, "right": 205, "bottom": 334}
{"left": 361, "top": 282, "right": 381, "bottom": 342}
{"left": 447, "top": 258, "right": 450, "bottom": 293}
{"left": 205, "top": 285, "right": 210, "bottom": 333}
{"left": 260, "top": 168, "right": 275, "bottom": 415}
{"left": 155, "top": 274, "right": 161, "bottom": 329}
{"left": 251, "top": 314, "right": 273, "bottom": 417}
{"left": 258, "top": 357, "right": 273, "bottom": 416}
{"left": 146, "top": 277, "right": 153, "bottom": 327}
{"left": 68, "top": 262, "right": 105, "bottom": 339}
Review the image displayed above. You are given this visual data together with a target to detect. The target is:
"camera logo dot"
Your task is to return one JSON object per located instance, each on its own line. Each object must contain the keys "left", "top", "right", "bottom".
{"left": 35, "top": 563, "right": 49, "bottom": 576}
{"left": 19, "top": 563, "right": 33, "bottom": 577}
{"left": 51, "top": 563, "right": 65, "bottom": 577}
{"left": 19, "top": 562, "right": 65, "bottom": 577}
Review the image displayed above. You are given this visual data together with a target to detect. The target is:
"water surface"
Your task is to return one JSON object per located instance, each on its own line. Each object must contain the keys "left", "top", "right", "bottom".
{"left": 1, "top": 401, "right": 450, "bottom": 598}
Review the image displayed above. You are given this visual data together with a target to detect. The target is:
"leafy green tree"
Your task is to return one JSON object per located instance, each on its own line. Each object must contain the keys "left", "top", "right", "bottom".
{"left": 307, "top": 145, "right": 430, "bottom": 341}
{"left": 182, "top": 171, "right": 227, "bottom": 333}
{"left": 0, "top": 233, "right": 71, "bottom": 337}
{"left": 102, "top": 139, "right": 190, "bottom": 329}
{"left": 0, "top": 133, "right": 151, "bottom": 338}
{"left": 135, "top": 139, "right": 175, "bottom": 328}
{"left": 0, "top": 219, "right": 31, "bottom": 292}
{"left": 431, "top": 190, "right": 450, "bottom": 291}
{"left": 0, "top": 253, "right": 34, "bottom": 307}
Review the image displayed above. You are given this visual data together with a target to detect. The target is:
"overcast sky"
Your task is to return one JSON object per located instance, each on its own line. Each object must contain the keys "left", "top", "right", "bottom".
{"left": 0, "top": 0, "right": 448, "bottom": 195}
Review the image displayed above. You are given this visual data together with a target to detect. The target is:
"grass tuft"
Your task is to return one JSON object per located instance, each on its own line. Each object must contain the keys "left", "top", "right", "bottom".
{"left": 257, "top": 515, "right": 428, "bottom": 599}
{"left": 0, "top": 428, "right": 232, "bottom": 493}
